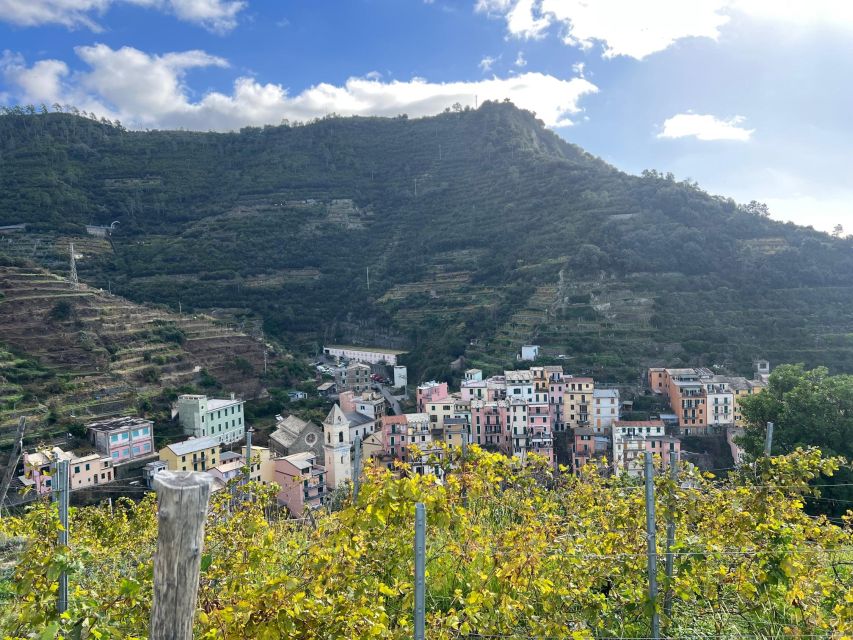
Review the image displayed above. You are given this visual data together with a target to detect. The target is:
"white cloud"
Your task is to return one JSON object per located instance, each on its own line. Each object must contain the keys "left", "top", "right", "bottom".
{"left": 657, "top": 113, "right": 753, "bottom": 141}
{"left": 475, "top": 0, "right": 853, "bottom": 60}
{"left": 0, "top": 0, "right": 246, "bottom": 32}
{"left": 515, "top": 51, "right": 526, "bottom": 67}
{"left": 479, "top": 55, "right": 498, "bottom": 71}
{"left": 1, "top": 45, "right": 599, "bottom": 130}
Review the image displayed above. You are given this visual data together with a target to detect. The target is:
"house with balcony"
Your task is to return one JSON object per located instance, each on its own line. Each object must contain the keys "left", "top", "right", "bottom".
{"left": 612, "top": 420, "right": 680, "bottom": 477}
{"left": 275, "top": 451, "right": 326, "bottom": 515}
{"left": 87, "top": 416, "right": 155, "bottom": 464}
{"left": 563, "top": 377, "right": 594, "bottom": 431}
{"left": 158, "top": 436, "right": 220, "bottom": 472}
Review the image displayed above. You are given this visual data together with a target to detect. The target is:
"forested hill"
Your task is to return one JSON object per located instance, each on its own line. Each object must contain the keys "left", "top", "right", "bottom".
{"left": 1, "top": 103, "right": 852, "bottom": 381}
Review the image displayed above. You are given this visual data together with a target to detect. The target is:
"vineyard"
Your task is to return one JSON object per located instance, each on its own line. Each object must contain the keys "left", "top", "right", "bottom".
{"left": 1, "top": 446, "right": 851, "bottom": 639}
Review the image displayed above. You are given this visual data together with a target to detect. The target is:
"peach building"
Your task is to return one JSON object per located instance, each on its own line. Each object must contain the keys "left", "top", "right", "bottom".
{"left": 21, "top": 447, "right": 114, "bottom": 495}
{"left": 274, "top": 451, "right": 326, "bottom": 515}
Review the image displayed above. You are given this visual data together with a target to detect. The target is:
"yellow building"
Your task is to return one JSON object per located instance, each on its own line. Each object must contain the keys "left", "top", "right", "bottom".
{"left": 733, "top": 379, "right": 765, "bottom": 427}
{"left": 241, "top": 445, "right": 276, "bottom": 485}
{"left": 159, "top": 436, "right": 220, "bottom": 472}
{"left": 563, "top": 377, "right": 594, "bottom": 430}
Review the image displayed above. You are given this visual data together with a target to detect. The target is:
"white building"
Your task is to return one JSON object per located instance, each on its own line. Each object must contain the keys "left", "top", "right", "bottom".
{"left": 393, "top": 365, "right": 408, "bottom": 388}
{"left": 323, "top": 345, "right": 406, "bottom": 366}
{"left": 505, "top": 370, "right": 534, "bottom": 401}
{"left": 177, "top": 393, "right": 245, "bottom": 445}
{"left": 519, "top": 345, "right": 540, "bottom": 361}
{"left": 705, "top": 379, "right": 735, "bottom": 426}
{"left": 592, "top": 388, "right": 620, "bottom": 429}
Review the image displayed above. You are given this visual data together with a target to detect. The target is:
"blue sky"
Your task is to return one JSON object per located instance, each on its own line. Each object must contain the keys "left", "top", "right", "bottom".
{"left": 1, "top": 0, "right": 851, "bottom": 233}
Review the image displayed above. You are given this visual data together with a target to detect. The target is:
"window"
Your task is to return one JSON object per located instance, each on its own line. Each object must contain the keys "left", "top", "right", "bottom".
{"left": 338, "top": 432, "right": 344, "bottom": 443}
{"left": 74, "top": 466, "right": 80, "bottom": 473}
{"left": 85, "top": 463, "right": 90, "bottom": 470}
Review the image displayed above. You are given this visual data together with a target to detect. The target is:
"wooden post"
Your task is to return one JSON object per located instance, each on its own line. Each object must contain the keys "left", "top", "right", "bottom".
{"left": 150, "top": 471, "right": 213, "bottom": 640}
{"left": 644, "top": 453, "right": 660, "bottom": 640}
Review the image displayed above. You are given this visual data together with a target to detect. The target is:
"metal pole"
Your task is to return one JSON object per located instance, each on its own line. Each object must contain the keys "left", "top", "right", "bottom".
{"left": 352, "top": 436, "right": 362, "bottom": 502}
{"left": 461, "top": 426, "right": 468, "bottom": 459}
{"left": 663, "top": 450, "right": 678, "bottom": 621}
{"left": 644, "top": 453, "right": 660, "bottom": 639}
{"left": 414, "top": 502, "right": 426, "bottom": 640}
{"left": 56, "top": 459, "right": 69, "bottom": 614}
{"left": 764, "top": 421, "right": 774, "bottom": 456}
{"left": 245, "top": 427, "right": 254, "bottom": 482}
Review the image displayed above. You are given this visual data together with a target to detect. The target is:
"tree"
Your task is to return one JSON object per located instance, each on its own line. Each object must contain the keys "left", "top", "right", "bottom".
{"left": 833, "top": 223, "right": 844, "bottom": 238}
{"left": 741, "top": 200, "right": 770, "bottom": 217}
{"left": 738, "top": 363, "right": 853, "bottom": 516}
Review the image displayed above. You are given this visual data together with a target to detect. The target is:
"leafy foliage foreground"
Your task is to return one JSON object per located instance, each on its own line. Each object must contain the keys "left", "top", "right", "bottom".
{"left": 1, "top": 448, "right": 852, "bottom": 639}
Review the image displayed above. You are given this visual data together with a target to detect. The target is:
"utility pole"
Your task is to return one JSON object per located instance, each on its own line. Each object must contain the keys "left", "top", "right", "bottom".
{"left": 245, "top": 427, "right": 254, "bottom": 483}
{"left": 69, "top": 243, "right": 79, "bottom": 290}
{"left": 764, "top": 421, "right": 774, "bottom": 456}
{"left": 663, "top": 450, "right": 678, "bottom": 622}
{"left": 644, "top": 453, "right": 660, "bottom": 640}
{"left": 414, "top": 178, "right": 418, "bottom": 198}
{"left": 414, "top": 502, "right": 426, "bottom": 640}
{"left": 366, "top": 266, "right": 370, "bottom": 291}
{"left": 352, "top": 435, "right": 363, "bottom": 502}
{"left": 55, "top": 458, "right": 70, "bottom": 614}
{"left": 263, "top": 348, "right": 268, "bottom": 375}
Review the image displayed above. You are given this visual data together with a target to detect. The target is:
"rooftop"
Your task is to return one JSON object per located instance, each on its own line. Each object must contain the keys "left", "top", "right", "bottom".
{"left": 325, "top": 344, "right": 407, "bottom": 355}
{"left": 86, "top": 416, "right": 153, "bottom": 432}
{"left": 208, "top": 398, "right": 243, "bottom": 411}
{"left": 282, "top": 451, "right": 320, "bottom": 469}
{"left": 614, "top": 420, "right": 665, "bottom": 428}
{"left": 164, "top": 436, "right": 220, "bottom": 456}
{"left": 594, "top": 388, "right": 619, "bottom": 399}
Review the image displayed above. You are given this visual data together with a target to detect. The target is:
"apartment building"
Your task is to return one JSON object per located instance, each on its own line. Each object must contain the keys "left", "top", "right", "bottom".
{"left": 334, "top": 362, "right": 372, "bottom": 394}
{"left": 416, "top": 380, "right": 449, "bottom": 412}
{"left": 177, "top": 393, "right": 245, "bottom": 445}
{"left": 563, "top": 377, "right": 594, "bottom": 430}
{"left": 158, "top": 436, "right": 220, "bottom": 472}
{"left": 592, "top": 388, "right": 620, "bottom": 429}
{"left": 87, "top": 416, "right": 154, "bottom": 463}
{"left": 612, "top": 420, "right": 680, "bottom": 477}
{"left": 275, "top": 451, "right": 326, "bottom": 515}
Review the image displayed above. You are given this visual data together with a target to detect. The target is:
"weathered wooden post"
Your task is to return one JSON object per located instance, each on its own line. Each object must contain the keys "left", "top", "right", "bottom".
{"left": 150, "top": 471, "right": 213, "bottom": 640}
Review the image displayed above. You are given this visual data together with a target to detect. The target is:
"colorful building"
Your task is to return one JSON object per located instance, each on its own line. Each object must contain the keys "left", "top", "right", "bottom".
{"left": 87, "top": 416, "right": 154, "bottom": 464}
{"left": 177, "top": 393, "right": 245, "bottom": 445}
{"left": 592, "top": 388, "right": 620, "bottom": 430}
{"left": 416, "top": 380, "right": 449, "bottom": 412}
{"left": 275, "top": 451, "right": 326, "bottom": 515}
{"left": 612, "top": 420, "right": 680, "bottom": 477}
{"left": 21, "top": 447, "right": 114, "bottom": 495}
{"left": 158, "top": 436, "right": 220, "bottom": 472}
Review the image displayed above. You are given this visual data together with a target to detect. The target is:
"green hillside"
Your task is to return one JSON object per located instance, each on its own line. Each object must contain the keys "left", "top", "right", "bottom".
{"left": 1, "top": 104, "right": 851, "bottom": 381}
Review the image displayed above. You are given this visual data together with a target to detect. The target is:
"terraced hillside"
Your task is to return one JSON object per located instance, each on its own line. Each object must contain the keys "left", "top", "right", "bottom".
{"left": 0, "top": 265, "right": 271, "bottom": 450}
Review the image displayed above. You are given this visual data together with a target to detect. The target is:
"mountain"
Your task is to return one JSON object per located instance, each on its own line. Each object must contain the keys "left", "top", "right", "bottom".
{"left": 1, "top": 103, "right": 852, "bottom": 382}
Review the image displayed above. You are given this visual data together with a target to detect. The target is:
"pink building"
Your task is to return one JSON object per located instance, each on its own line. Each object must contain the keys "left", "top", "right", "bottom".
{"left": 21, "top": 447, "right": 114, "bottom": 495}
{"left": 87, "top": 416, "right": 155, "bottom": 463}
{"left": 571, "top": 427, "right": 611, "bottom": 471}
{"left": 416, "top": 381, "right": 448, "bottom": 412}
{"left": 274, "top": 451, "right": 326, "bottom": 515}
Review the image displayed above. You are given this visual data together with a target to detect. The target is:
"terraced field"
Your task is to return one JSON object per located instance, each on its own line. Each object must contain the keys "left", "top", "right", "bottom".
{"left": 0, "top": 265, "right": 272, "bottom": 450}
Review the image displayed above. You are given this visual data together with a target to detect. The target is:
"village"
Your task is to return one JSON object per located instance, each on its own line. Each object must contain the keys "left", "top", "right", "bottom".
{"left": 11, "top": 342, "right": 772, "bottom": 518}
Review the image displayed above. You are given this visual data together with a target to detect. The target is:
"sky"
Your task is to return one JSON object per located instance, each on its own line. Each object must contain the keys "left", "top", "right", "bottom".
{"left": 1, "top": 1, "right": 851, "bottom": 234}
